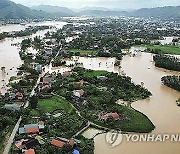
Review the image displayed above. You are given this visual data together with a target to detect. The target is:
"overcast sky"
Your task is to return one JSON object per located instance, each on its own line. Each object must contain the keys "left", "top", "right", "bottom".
{"left": 11, "top": 0, "right": 180, "bottom": 9}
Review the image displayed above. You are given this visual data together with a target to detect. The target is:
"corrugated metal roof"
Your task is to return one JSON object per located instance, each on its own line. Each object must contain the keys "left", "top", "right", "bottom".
{"left": 24, "top": 124, "right": 38, "bottom": 129}
{"left": 19, "top": 128, "right": 25, "bottom": 134}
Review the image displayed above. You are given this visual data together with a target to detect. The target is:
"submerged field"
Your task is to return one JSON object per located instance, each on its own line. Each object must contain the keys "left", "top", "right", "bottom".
{"left": 70, "top": 49, "right": 97, "bottom": 56}
{"left": 140, "top": 45, "right": 180, "bottom": 55}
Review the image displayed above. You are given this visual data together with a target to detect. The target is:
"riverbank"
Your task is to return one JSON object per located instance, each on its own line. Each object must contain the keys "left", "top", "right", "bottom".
{"left": 93, "top": 52, "right": 180, "bottom": 154}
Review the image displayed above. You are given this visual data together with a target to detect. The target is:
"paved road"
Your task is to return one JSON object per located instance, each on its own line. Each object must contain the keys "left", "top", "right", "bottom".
{"left": 3, "top": 117, "right": 22, "bottom": 154}
{"left": 3, "top": 74, "right": 42, "bottom": 154}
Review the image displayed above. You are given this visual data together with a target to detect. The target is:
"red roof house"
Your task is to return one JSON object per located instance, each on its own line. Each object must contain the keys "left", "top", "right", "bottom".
{"left": 51, "top": 139, "right": 65, "bottom": 148}
{"left": 25, "top": 149, "right": 35, "bottom": 154}
{"left": 100, "top": 112, "right": 120, "bottom": 121}
{"left": 25, "top": 127, "right": 39, "bottom": 134}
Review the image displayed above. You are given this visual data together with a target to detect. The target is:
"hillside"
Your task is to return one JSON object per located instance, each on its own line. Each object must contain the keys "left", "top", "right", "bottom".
{"left": 0, "top": 0, "right": 73, "bottom": 20}
{"left": 0, "top": 1, "right": 180, "bottom": 20}
{"left": 0, "top": 0, "right": 48, "bottom": 19}
{"left": 78, "top": 10, "right": 128, "bottom": 16}
{"left": 31, "top": 5, "right": 74, "bottom": 16}
{"left": 131, "top": 6, "right": 180, "bottom": 19}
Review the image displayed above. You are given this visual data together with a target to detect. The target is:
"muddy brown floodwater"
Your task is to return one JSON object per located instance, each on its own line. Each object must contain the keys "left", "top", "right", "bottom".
{"left": 1, "top": 21, "right": 180, "bottom": 154}
{"left": 93, "top": 52, "right": 180, "bottom": 154}
{"left": 0, "top": 21, "right": 67, "bottom": 94}
{"left": 58, "top": 52, "right": 180, "bottom": 154}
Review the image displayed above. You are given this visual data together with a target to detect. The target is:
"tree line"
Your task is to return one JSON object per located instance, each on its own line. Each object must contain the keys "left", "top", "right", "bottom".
{"left": 153, "top": 54, "right": 180, "bottom": 71}
{"left": 161, "top": 75, "right": 180, "bottom": 91}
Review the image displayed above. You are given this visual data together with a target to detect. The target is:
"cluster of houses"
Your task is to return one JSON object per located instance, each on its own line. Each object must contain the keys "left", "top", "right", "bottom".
{"left": 38, "top": 73, "right": 56, "bottom": 91}
{"left": 15, "top": 121, "right": 45, "bottom": 154}
{"left": 41, "top": 38, "right": 59, "bottom": 61}
{"left": 38, "top": 71, "right": 73, "bottom": 92}
{"left": 15, "top": 120, "right": 80, "bottom": 154}
{"left": 50, "top": 137, "right": 80, "bottom": 151}
{"left": 4, "top": 89, "right": 25, "bottom": 111}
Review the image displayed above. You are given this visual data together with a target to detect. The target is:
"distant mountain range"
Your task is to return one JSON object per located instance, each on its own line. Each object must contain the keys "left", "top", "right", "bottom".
{"left": 131, "top": 6, "right": 180, "bottom": 19}
{"left": 0, "top": 0, "right": 180, "bottom": 20}
{"left": 0, "top": 0, "right": 49, "bottom": 20}
{"left": 77, "top": 10, "right": 128, "bottom": 16}
{"left": 31, "top": 5, "right": 74, "bottom": 16}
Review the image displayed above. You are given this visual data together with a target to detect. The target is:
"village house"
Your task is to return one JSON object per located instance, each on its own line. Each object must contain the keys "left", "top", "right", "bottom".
{"left": 100, "top": 112, "right": 120, "bottom": 121}
{"left": 15, "top": 136, "right": 45, "bottom": 152}
{"left": 9, "top": 92, "right": 16, "bottom": 100}
{"left": 24, "top": 148, "right": 35, "bottom": 154}
{"left": 98, "top": 87, "right": 108, "bottom": 91}
{"left": 4, "top": 104, "right": 20, "bottom": 111}
{"left": 35, "top": 64, "right": 42, "bottom": 73}
{"left": 41, "top": 75, "right": 55, "bottom": 89}
{"left": 19, "top": 122, "right": 45, "bottom": 135}
{"left": 73, "top": 89, "right": 85, "bottom": 98}
{"left": 51, "top": 139, "right": 65, "bottom": 148}
{"left": 97, "top": 76, "right": 108, "bottom": 81}
{"left": 51, "top": 138, "right": 77, "bottom": 149}
{"left": 73, "top": 149, "right": 80, "bottom": 154}
{"left": 62, "top": 71, "right": 71, "bottom": 77}
{"left": 75, "top": 80, "right": 87, "bottom": 86}
{"left": 16, "top": 91, "right": 24, "bottom": 100}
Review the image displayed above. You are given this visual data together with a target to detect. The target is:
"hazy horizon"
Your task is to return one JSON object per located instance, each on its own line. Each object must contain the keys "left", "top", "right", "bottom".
{"left": 11, "top": 0, "right": 180, "bottom": 10}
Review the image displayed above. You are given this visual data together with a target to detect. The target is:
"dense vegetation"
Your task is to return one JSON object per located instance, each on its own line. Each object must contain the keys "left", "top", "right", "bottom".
{"left": 153, "top": 54, "right": 180, "bottom": 71}
{"left": 0, "top": 107, "right": 20, "bottom": 152}
{"left": 161, "top": 76, "right": 180, "bottom": 91}
{"left": 0, "top": 26, "right": 50, "bottom": 40}
{"left": 69, "top": 35, "right": 125, "bottom": 60}
{"left": 52, "top": 67, "right": 154, "bottom": 133}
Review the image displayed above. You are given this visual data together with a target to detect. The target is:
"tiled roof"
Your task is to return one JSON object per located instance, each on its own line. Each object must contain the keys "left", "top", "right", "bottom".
{"left": 51, "top": 139, "right": 65, "bottom": 148}
{"left": 25, "top": 149, "right": 35, "bottom": 154}
{"left": 69, "top": 139, "right": 75, "bottom": 146}
{"left": 25, "top": 127, "right": 39, "bottom": 134}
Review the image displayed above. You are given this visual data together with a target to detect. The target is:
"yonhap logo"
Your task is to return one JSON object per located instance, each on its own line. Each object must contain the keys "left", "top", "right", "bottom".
{"left": 105, "top": 131, "right": 180, "bottom": 147}
{"left": 105, "top": 130, "right": 123, "bottom": 147}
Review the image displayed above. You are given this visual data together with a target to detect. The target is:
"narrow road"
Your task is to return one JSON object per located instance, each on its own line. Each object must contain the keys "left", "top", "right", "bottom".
{"left": 3, "top": 74, "right": 43, "bottom": 154}
{"left": 73, "top": 122, "right": 90, "bottom": 137}
{"left": 3, "top": 117, "right": 22, "bottom": 154}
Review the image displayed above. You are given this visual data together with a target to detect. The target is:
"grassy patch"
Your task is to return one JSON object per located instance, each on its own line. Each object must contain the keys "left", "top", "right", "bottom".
{"left": 38, "top": 96, "right": 74, "bottom": 113}
{"left": 70, "top": 49, "right": 97, "bottom": 55}
{"left": 83, "top": 70, "right": 107, "bottom": 78}
{"left": 140, "top": 45, "right": 180, "bottom": 55}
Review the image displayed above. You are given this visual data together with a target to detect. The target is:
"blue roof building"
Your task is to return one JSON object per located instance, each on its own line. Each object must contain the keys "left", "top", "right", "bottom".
{"left": 24, "top": 124, "right": 39, "bottom": 129}
{"left": 72, "top": 149, "right": 80, "bottom": 154}
{"left": 4, "top": 104, "right": 20, "bottom": 111}
{"left": 19, "top": 127, "right": 25, "bottom": 134}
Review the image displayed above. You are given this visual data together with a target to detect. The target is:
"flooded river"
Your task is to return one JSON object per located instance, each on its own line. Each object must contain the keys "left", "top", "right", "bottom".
{"left": 0, "top": 21, "right": 67, "bottom": 94}
{"left": 93, "top": 53, "right": 180, "bottom": 154}
{"left": 53, "top": 52, "right": 180, "bottom": 154}
{"left": 1, "top": 21, "right": 180, "bottom": 154}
